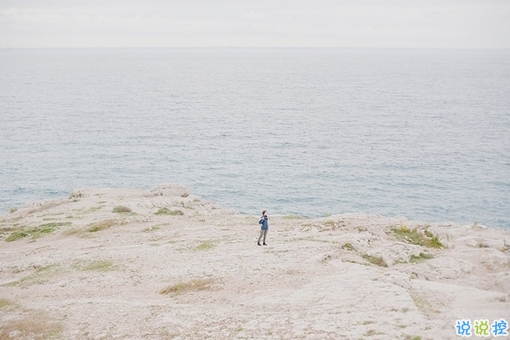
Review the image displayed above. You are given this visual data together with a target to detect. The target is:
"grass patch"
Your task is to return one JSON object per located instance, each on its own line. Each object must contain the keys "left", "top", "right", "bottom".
{"left": 5, "top": 222, "right": 72, "bottom": 242}
{"left": 362, "top": 254, "right": 388, "bottom": 267}
{"left": 4, "top": 265, "right": 59, "bottom": 287}
{"left": 283, "top": 215, "right": 303, "bottom": 219}
{"left": 155, "top": 207, "right": 184, "bottom": 216}
{"left": 83, "top": 206, "right": 102, "bottom": 214}
{"left": 142, "top": 223, "right": 170, "bottom": 232}
{"left": 5, "top": 229, "right": 29, "bottom": 242}
{"left": 0, "top": 312, "right": 63, "bottom": 340}
{"left": 392, "top": 225, "right": 443, "bottom": 248}
{"left": 410, "top": 252, "right": 434, "bottom": 263}
{"left": 87, "top": 219, "right": 120, "bottom": 232}
{"left": 112, "top": 205, "right": 132, "bottom": 213}
{"left": 428, "top": 236, "right": 443, "bottom": 248}
{"left": 195, "top": 240, "right": 215, "bottom": 251}
{"left": 0, "top": 298, "right": 14, "bottom": 308}
{"left": 364, "top": 329, "right": 376, "bottom": 336}
{"left": 364, "top": 329, "right": 384, "bottom": 336}
{"left": 342, "top": 243, "right": 355, "bottom": 251}
{"left": 160, "top": 278, "right": 216, "bottom": 295}
{"left": 9, "top": 207, "right": 17, "bottom": 214}
{"left": 81, "top": 260, "right": 115, "bottom": 272}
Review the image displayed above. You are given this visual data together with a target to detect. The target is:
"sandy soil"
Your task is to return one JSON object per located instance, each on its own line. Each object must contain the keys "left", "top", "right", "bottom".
{"left": 1, "top": 184, "right": 509, "bottom": 339}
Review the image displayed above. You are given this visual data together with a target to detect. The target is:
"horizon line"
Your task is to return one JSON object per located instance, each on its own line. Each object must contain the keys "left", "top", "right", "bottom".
{"left": 1, "top": 46, "right": 509, "bottom": 51}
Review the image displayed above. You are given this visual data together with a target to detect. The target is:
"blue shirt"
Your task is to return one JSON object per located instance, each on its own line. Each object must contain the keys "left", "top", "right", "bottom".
{"left": 259, "top": 216, "right": 268, "bottom": 230}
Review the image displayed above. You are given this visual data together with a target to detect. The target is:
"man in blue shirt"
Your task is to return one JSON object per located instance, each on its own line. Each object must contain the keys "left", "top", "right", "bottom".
{"left": 257, "top": 210, "right": 269, "bottom": 246}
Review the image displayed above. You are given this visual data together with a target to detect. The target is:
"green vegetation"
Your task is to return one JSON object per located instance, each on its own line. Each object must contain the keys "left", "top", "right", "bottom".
{"left": 365, "top": 330, "right": 376, "bottom": 336}
{"left": 4, "top": 265, "right": 59, "bottom": 287}
{"left": 392, "top": 225, "right": 443, "bottom": 248}
{"left": 410, "top": 252, "right": 434, "bottom": 263}
{"left": 155, "top": 207, "right": 184, "bottom": 216}
{"left": 87, "top": 219, "right": 120, "bottom": 232}
{"left": 82, "top": 206, "right": 102, "bottom": 214}
{"left": 0, "top": 313, "right": 63, "bottom": 340}
{"left": 82, "top": 260, "right": 115, "bottom": 271}
{"left": 160, "top": 278, "right": 216, "bottom": 295}
{"left": 282, "top": 214, "right": 303, "bottom": 219}
{"left": 362, "top": 254, "right": 387, "bottom": 267}
{"left": 5, "top": 222, "right": 72, "bottom": 242}
{"left": 364, "top": 329, "right": 385, "bottom": 337}
{"left": 196, "top": 240, "right": 215, "bottom": 251}
{"left": 9, "top": 207, "right": 17, "bottom": 214}
{"left": 112, "top": 205, "right": 132, "bottom": 213}
{"left": 0, "top": 298, "right": 13, "bottom": 308}
{"left": 428, "top": 237, "right": 443, "bottom": 248}
{"left": 341, "top": 243, "right": 355, "bottom": 251}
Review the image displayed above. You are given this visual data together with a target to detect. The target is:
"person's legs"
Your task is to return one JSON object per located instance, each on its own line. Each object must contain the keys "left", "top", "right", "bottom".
{"left": 257, "top": 229, "right": 264, "bottom": 245}
{"left": 262, "top": 230, "right": 268, "bottom": 245}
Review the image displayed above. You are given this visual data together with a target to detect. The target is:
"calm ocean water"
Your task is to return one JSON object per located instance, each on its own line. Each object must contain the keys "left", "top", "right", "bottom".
{"left": 1, "top": 48, "right": 509, "bottom": 228}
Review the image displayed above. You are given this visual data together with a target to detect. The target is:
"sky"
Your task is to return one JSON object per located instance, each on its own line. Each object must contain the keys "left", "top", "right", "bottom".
{"left": 0, "top": 0, "right": 509, "bottom": 49}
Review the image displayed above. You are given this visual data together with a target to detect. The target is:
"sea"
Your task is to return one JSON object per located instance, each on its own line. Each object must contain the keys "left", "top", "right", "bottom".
{"left": 1, "top": 48, "right": 509, "bottom": 228}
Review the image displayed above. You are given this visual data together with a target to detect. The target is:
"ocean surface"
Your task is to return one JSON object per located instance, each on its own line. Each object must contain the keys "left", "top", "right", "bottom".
{"left": 1, "top": 48, "right": 509, "bottom": 228}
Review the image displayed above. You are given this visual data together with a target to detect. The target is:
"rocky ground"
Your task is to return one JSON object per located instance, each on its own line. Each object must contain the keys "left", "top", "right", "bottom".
{"left": 1, "top": 184, "right": 509, "bottom": 339}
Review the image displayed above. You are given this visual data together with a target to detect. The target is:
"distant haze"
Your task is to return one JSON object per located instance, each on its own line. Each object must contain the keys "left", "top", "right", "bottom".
{"left": 1, "top": 0, "right": 509, "bottom": 49}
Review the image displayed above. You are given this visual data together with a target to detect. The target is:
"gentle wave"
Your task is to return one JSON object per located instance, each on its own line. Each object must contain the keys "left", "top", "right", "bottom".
{"left": 1, "top": 48, "right": 509, "bottom": 228}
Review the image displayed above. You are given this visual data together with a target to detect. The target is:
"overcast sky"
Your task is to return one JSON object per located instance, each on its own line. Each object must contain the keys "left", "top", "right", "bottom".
{"left": 1, "top": 0, "right": 509, "bottom": 49}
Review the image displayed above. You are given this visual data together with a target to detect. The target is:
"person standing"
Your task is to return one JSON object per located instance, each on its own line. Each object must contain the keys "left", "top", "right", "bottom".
{"left": 258, "top": 210, "right": 269, "bottom": 246}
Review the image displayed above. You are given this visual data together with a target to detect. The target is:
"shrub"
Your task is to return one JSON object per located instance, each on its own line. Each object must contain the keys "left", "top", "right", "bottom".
{"left": 410, "top": 252, "right": 434, "bottom": 263}
{"left": 362, "top": 254, "right": 388, "bottom": 267}
{"left": 155, "top": 207, "right": 183, "bottom": 216}
{"left": 427, "top": 236, "right": 443, "bottom": 248}
{"left": 342, "top": 243, "right": 355, "bottom": 251}
{"left": 392, "top": 225, "right": 443, "bottom": 248}
{"left": 112, "top": 205, "right": 132, "bottom": 213}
